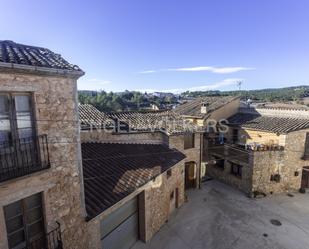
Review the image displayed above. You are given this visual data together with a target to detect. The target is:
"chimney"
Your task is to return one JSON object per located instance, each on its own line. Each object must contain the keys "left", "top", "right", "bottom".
{"left": 201, "top": 102, "right": 208, "bottom": 114}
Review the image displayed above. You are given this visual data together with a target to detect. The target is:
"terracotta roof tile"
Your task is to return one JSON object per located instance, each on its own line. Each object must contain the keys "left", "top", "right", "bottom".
{"left": 174, "top": 96, "right": 239, "bottom": 118}
{"left": 228, "top": 113, "right": 309, "bottom": 133}
{"left": 79, "top": 104, "right": 114, "bottom": 129}
{"left": 0, "top": 40, "right": 82, "bottom": 72}
{"left": 82, "top": 143, "right": 185, "bottom": 219}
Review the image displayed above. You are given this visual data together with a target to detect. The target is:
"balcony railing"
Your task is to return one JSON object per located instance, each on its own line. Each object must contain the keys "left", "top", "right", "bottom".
{"left": 27, "top": 222, "right": 63, "bottom": 249}
{"left": 208, "top": 142, "right": 285, "bottom": 165}
{"left": 0, "top": 135, "right": 50, "bottom": 183}
{"left": 208, "top": 143, "right": 250, "bottom": 164}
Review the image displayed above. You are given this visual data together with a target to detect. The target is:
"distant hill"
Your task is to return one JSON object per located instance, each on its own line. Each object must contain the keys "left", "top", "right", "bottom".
{"left": 182, "top": 85, "right": 309, "bottom": 103}
{"left": 78, "top": 85, "right": 309, "bottom": 112}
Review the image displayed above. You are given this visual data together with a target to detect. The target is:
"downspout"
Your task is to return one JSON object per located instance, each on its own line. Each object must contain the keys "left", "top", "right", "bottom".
{"left": 199, "top": 132, "right": 203, "bottom": 189}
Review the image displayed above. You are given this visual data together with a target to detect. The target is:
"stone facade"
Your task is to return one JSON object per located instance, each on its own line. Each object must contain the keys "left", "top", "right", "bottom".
{"left": 168, "top": 133, "right": 202, "bottom": 188}
{"left": 84, "top": 158, "right": 185, "bottom": 248}
{"left": 80, "top": 128, "right": 199, "bottom": 247}
{"left": 206, "top": 127, "right": 309, "bottom": 196}
{"left": 0, "top": 71, "right": 89, "bottom": 249}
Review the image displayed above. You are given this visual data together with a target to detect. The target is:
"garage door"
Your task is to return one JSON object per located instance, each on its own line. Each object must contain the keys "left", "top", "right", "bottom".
{"left": 101, "top": 197, "right": 139, "bottom": 249}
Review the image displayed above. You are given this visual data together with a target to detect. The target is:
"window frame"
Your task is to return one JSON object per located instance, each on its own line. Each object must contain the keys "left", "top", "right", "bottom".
{"left": 3, "top": 192, "right": 47, "bottom": 249}
{"left": 212, "top": 156, "right": 225, "bottom": 170}
{"left": 184, "top": 133, "right": 195, "bottom": 150}
{"left": 230, "top": 162, "right": 242, "bottom": 178}
{"left": 0, "top": 92, "right": 36, "bottom": 143}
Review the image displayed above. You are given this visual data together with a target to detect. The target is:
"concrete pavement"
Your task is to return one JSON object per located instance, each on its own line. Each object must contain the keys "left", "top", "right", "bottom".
{"left": 132, "top": 180, "right": 309, "bottom": 249}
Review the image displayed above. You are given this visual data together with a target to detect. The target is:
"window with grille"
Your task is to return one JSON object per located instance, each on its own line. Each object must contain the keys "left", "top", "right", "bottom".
{"left": 4, "top": 193, "right": 45, "bottom": 249}
{"left": 0, "top": 93, "right": 34, "bottom": 144}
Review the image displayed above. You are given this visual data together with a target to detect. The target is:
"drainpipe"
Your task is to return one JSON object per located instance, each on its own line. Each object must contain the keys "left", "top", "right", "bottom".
{"left": 199, "top": 132, "right": 203, "bottom": 189}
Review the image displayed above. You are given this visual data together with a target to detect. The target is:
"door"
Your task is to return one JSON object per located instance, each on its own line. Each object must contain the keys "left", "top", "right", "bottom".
{"left": 169, "top": 190, "right": 176, "bottom": 215}
{"left": 185, "top": 162, "right": 197, "bottom": 189}
{"left": 101, "top": 197, "right": 139, "bottom": 249}
{"left": 301, "top": 167, "right": 309, "bottom": 189}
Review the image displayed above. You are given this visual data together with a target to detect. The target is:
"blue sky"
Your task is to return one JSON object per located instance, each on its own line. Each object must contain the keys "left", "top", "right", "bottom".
{"left": 1, "top": 0, "right": 309, "bottom": 92}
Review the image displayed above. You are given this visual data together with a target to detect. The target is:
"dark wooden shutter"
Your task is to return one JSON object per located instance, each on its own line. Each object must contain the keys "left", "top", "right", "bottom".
{"left": 4, "top": 193, "right": 45, "bottom": 249}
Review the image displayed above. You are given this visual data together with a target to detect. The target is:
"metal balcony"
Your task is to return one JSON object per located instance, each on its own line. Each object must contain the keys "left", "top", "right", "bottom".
{"left": 0, "top": 134, "right": 50, "bottom": 183}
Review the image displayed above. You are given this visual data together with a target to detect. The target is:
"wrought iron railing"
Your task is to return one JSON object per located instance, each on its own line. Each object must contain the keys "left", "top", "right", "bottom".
{"left": 0, "top": 135, "right": 50, "bottom": 183}
{"left": 27, "top": 222, "right": 63, "bottom": 249}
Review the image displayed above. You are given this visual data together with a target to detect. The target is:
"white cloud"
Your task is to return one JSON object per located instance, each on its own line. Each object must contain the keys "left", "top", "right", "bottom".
{"left": 139, "top": 70, "right": 157, "bottom": 74}
{"left": 136, "top": 78, "right": 243, "bottom": 93}
{"left": 138, "top": 66, "right": 254, "bottom": 74}
{"left": 77, "top": 78, "right": 111, "bottom": 90}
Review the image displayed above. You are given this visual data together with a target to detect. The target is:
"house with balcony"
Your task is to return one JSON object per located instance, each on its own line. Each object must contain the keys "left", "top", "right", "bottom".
{"left": 205, "top": 106, "right": 309, "bottom": 196}
{"left": 0, "top": 40, "right": 87, "bottom": 249}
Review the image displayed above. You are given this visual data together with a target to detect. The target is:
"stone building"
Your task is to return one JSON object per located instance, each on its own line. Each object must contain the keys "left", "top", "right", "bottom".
{"left": 206, "top": 106, "right": 309, "bottom": 195}
{"left": 0, "top": 41, "right": 88, "bottom": 248}
{"left": 173, "top": 96, "right": 240, "bottom": 128}
{"left": 78, "top": 104, "right": 202, "bottom": 248}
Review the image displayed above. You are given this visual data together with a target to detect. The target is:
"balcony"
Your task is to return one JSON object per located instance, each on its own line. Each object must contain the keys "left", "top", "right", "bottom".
{"left": 208, "top": 142, "right": 284, "bottom": 165}
{"left": 0, "top": 135, "right": 50, "bottom": 183}
{"left": 26, "top": 222, "right": 63, "bottom": 249}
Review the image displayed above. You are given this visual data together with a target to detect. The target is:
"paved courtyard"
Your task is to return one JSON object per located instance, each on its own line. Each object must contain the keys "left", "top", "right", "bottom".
{"left": 133, "top": 180, "right": 309, "bottom": 249}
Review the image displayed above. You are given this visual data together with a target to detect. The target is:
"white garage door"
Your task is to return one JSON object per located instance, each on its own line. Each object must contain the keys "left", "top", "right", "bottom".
{"left": 101, "top": 197, "right": 139, "bottom": 249}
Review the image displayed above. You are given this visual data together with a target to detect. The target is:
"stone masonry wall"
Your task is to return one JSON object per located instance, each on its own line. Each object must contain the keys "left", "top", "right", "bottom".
{"left": 84, "top": 160, "right": 185, "bottom": 248}
{"left": 0, "top": 72, "right": 89, "bottom": 249}
{"left": 143, "top": 161, "right": 185, "bottom": 241}
{"left": 252, "top": 129, "right": 309, "bottom": 194}
{"left": 168, "top": 133, "right": 201, "bottom": 188}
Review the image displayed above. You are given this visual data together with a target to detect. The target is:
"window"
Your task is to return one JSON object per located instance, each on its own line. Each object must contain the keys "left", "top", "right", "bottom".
{"left": 184, "top": 133, "right": 195, "bottom": 149}
{"left": 0, "top": 93, "right": 34, "bottom": 144}
{"left": 167, "top": 169, "right": 172, "bottom": 178}
{"left": 4, "top": 193, "right": 45, "bottom": 249}
{"left": 212, "top": 156, "right": 225, "bottom": 170}
{"left": 170, "top": 191, "right": 174, "bottom": 200}
{"left": 230, "top": 162, "right": 242, "bottom": 178}
{"left": 232, "top": 129, "right": 239, "bottom": 144}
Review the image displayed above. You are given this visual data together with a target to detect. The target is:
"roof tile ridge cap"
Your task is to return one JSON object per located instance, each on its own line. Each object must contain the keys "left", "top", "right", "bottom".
{"left": 256, "top": 106, "right": 309, "bottom": 112}
{"left": 259, "top": 113, "right": 308, "bottom": 120}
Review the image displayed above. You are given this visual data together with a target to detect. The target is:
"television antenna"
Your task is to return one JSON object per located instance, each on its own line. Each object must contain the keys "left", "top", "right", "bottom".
{"left": 237, "top": 81, "right": 243, "bottom": 91}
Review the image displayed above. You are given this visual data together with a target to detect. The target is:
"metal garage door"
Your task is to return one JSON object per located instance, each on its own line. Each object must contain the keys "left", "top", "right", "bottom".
{"left": 101, "top": 197, "right": 139, "bottom": 249}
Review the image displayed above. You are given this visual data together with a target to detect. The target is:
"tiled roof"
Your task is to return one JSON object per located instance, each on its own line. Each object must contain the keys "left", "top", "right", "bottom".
{"left": 174, "top": 96, "right": 239, "bottom": 118}
{"left": 82, "top": 142, "right": 185, "bottom": 219}
{"left": 255, "top": 103, "right": 309, "bottom": 110}
{"left": 0, "top": 40, "right": 83, "bottom": 72}
{"left": 228, "top": 113, "right": 309, "bottom": 133}
{"left": 79, "top": 104, "right": 114, "bottom": 129}
{"left": 108, "top": 110, "right": 194, "bottom": 134}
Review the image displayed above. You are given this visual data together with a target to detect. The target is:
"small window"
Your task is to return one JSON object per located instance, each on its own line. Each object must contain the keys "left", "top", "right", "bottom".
{"left": 170, "top": 191, "right": 174, "bottom": 200}
{"left": 232, "top": 129, "right": 239, "bottom": 144}
{"left": 212, "top": 156, "right": 225, "bottom": 170}
{"left": 167, "top": 169, "right": 172, "bottom": 178}
{"left": 230, "top": 162, "right": 242, "bottom": 178}
{"left": 184, "top": 133, "right": 195, "bottom": 149}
